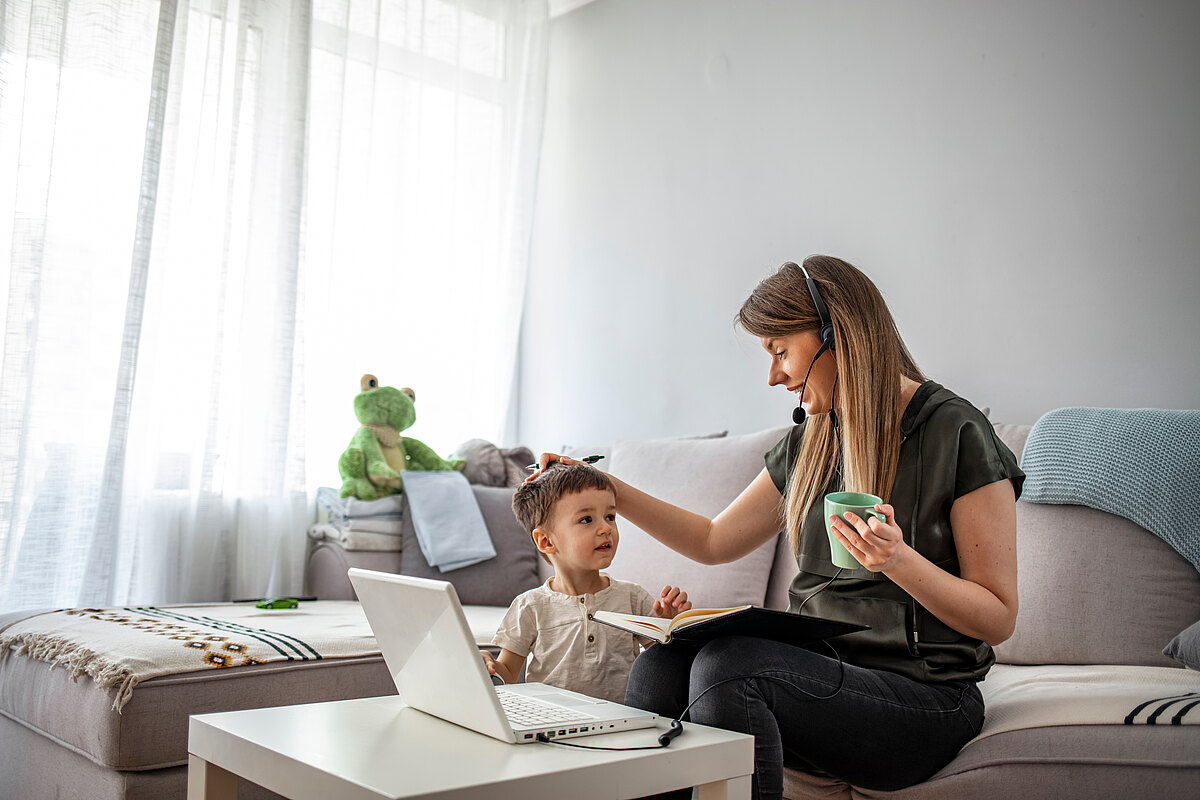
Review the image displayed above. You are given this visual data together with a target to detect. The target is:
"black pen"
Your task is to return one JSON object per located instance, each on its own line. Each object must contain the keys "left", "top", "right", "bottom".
{"left": 525, "top": 454, "right": 605, "bottom": 471}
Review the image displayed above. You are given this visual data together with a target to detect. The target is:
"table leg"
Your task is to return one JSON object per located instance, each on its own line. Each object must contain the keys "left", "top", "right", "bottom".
{"left": 188, "top": 754, "right": 239, "bottom": 800}
{"left": 696, "top": 774, "right": 751, "bottom": 800}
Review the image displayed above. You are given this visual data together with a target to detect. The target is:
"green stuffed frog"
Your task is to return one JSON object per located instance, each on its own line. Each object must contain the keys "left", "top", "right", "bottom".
{"left": 338, "top": 374, "right": 463, "bottom": 500}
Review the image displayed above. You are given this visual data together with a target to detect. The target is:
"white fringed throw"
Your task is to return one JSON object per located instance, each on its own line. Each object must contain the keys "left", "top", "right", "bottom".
{"left": 0, "top": 602, "right": 379, "bottom": 712}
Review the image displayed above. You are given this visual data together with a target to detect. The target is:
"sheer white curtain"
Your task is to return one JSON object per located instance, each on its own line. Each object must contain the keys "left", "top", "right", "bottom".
{"left": 0, "top": 0, "right": 547, "bottom": 612}
{"left": 302, "top": 0, "right": 547, "bottom": 494}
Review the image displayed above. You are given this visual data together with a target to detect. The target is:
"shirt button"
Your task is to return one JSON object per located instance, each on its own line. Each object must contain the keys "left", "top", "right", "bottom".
{"left": 587, "top": 634, "right": 595, "bottom": 643}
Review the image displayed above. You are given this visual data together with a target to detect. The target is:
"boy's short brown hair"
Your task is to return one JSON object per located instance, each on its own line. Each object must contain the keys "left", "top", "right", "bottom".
{"left": 511, "top": 464, "right": 616, "bottom": 557}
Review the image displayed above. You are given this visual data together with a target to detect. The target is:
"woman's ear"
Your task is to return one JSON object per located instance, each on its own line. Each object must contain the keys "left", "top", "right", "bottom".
{"left": 532, "top": 527, "right": 556, "bottom": 555}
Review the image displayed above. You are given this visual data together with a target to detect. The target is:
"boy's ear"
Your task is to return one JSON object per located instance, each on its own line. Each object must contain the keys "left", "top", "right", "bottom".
{"left": 532, "top": 527, "right": 556, "bottom": 555}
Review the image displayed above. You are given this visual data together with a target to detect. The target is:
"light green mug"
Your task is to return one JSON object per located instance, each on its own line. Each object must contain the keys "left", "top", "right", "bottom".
{"left": 823, "top": 491, "right": 885, "bottom": 570}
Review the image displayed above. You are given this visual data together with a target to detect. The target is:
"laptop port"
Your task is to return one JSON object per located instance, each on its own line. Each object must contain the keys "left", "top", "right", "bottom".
{"left": 524, "top": 734, "right": 533, "bottom": 739}
{"left": 558, "top": 729, "right": 566, "bottom": 736}
{"left": 568, "top": 728, "right": 577, "bottom": 734}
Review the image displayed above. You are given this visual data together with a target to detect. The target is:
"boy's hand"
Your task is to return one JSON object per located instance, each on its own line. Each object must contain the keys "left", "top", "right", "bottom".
{"left": 653, "top": 586, "right": 691, "bottom": 618}
{"left": 481, "top": 646, "right": 524, "bottom": 686}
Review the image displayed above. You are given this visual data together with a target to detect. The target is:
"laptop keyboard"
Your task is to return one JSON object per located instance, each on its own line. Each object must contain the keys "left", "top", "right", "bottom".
{"left": 498, "top": 691, "right": 594, "bottom": 727}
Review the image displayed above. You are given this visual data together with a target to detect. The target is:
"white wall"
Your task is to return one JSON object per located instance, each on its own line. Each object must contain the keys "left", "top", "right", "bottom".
{"left": 517, "top": 0, "right": 1200, "bottom": 454}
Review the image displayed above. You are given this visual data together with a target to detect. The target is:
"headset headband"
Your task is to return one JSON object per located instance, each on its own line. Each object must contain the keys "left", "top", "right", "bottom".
{"left": 799, "top": 263, "right": 835, "bottom": 350}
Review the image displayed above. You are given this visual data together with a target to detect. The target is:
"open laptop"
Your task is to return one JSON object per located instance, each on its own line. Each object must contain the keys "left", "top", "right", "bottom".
{"left": 348, "top": 568, "right": 659, "bottom": 744}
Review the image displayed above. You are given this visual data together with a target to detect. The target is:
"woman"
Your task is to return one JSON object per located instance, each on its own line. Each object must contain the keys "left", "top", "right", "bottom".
{"left": 530, "top": 256, "right": 1023, "bottom": 798}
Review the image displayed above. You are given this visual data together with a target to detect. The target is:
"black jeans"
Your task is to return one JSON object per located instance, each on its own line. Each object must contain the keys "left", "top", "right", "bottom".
{"left": 625, "top": 636, "right": 984, "bottom": 800}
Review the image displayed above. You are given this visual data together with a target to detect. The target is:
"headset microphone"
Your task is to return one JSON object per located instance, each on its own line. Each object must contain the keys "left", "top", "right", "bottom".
{"left": 791, "top": 339, "right": 829, "bottom": 426}
{"left": 790, "top": 262, "right": 836, "bottom": 426}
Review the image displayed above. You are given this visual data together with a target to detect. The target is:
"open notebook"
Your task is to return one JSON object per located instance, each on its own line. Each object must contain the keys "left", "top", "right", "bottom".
{"left": 591, "top": 604, "right": 867, "bottom": 645}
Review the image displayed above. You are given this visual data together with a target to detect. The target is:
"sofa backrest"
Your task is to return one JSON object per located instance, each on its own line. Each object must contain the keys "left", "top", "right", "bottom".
{"left": 557, "top": 420, "right": 1200, "bottom": 668}
{"left": 601, "top": 426, "right": 793, "bottom": 610}
{"left": 993, "top": 423, "right": 1200, "bottom": 668}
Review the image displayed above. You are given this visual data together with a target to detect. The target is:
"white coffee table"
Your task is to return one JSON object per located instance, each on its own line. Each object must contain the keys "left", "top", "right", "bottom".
{"left": 188, "top": 694, "right": 754, "bottom": 800}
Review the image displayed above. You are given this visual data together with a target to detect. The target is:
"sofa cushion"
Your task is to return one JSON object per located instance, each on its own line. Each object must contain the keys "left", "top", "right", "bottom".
{"left": 561, "top": 430, "right": 728, "bottom": 472}
{"left": 994, "top": 500, "right": 1200, "bottom": 667}
{"left": 605, "top": 426, "right": 791, "bottom": 610}
{"left": 306, "top": 542, "right": 402, "bottom": 600}
{"left": 837, "top": 723, "right": 1200, "bottom": 799}
{"left": 400, "top": 485, "right": 541, "bottom": 606}
{"left": 789, "top": 662, "right": 1200, "bottom": 798}
{"left": 1164, "top": 619, "right": 1200, "bottom": 670}
{"left": 988, "top": 422, "right": 1200, "bottom": 667}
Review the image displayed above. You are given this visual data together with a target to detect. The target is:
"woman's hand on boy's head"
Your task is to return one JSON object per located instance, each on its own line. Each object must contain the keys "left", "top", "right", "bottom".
{"left": 653, "top": 586, "right": 691, "bottom": 618}
{"left": 525, "top": 452, "right": 574, "bottom": 482}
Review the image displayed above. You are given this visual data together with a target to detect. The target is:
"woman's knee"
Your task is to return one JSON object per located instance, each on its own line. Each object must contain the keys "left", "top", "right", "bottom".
{"left": 686, "top": 638, "right": 771, "bottom": 728}
{"left": 625, "top": 644, "right": 692, "bottom": 714}
{"left": 690, "top": 635, "right": 816, "bottom": 692}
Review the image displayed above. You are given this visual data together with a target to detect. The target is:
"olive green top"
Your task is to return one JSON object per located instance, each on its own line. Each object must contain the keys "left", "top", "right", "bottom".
{"left": 765, "top": 381, "right": 1024, "bottom": 684}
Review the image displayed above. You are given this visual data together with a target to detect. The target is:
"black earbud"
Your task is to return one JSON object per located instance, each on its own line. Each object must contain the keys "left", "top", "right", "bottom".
{"left": 657, "top": 719, "right": 684, "bottom": 747}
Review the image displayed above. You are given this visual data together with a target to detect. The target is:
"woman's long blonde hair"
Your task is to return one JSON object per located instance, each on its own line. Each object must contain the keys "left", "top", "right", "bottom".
{"left": 737, "top": 256, "right": 925, "bottom": 553}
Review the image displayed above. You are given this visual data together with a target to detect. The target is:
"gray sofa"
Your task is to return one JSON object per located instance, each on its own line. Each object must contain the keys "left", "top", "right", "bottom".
{"left": 3, "top": 420, "right": 1198, "bottom": 799}
{"left": 314, "top": 421, "right": 1200, "bottom": 798}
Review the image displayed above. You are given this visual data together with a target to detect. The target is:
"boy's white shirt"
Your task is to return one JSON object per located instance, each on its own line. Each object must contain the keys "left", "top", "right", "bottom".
{"left": 492, "top": 575, "right": 657, "bottom": 703}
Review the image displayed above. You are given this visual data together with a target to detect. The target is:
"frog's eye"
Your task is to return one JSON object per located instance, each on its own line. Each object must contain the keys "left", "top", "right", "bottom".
{"left": 360, "top": 374, "right": 379, "bottom": 392}
{"left": 401, "top": 387, "right": 416, "bottom": 402}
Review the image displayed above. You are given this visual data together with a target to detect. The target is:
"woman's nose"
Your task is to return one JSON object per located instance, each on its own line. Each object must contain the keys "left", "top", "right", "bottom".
{"left": 767, "top": 361, "right": 784, "bottom": 387}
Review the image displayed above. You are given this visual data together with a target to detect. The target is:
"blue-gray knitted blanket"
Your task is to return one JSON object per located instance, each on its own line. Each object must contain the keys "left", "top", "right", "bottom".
{"left": 1021, "top": 407, "right": 1200, "bottom": 572}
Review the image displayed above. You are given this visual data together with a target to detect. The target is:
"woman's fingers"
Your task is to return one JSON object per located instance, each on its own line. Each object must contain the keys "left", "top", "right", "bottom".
{"left": 831, "top": 515, "right": 874, "bottom": 558}
{"left": 830, "top": 518, "right": 860, "bottom": 549}
{"left": 840, "top": 511, "right": 871, "bottom": 537}
{"left": 843, "top": 511, "right": 885, "bottom": 540}
{"left": 832, "top": 510, "right": 906, "bottom": 573}
{"left": 525, "top": 452, "right": 577, "bottom": 481}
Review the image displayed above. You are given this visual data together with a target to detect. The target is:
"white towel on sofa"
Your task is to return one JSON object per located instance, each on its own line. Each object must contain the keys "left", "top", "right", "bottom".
{"left": 315, "top": 486, "right": 405, "bottom": 527}
{"left": 307, "top": 523, "right": 403, "bottom": 552}
{"left": 400, "top": 470, "right": 495, "bottom": 572}
{"left": 971, "top": 664, "right": 1200, "bottom": 744}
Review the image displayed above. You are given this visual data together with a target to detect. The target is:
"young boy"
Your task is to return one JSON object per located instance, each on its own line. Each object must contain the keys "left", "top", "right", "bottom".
{"left": 480, "top": 462, "right": 690, "bottom": 703}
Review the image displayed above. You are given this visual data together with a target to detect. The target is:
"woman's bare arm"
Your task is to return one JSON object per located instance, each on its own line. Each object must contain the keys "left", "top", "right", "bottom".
{"left": 605, "top": 467, "right": 786, "bottom": 565}
{"left": 831, "top": 478, "right": 1019, "bottom": 645}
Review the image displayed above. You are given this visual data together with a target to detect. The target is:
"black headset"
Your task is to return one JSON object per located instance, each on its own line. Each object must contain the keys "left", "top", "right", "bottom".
{"left": 800, "top": 263, "right": 835, "bottom": 352}
{"left": 793, "top": 263, "right": 836, "bottom": 425}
